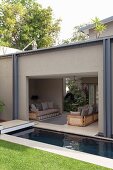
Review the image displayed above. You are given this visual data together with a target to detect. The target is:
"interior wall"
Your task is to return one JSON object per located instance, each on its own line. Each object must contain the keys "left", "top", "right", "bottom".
{"left": 29, "top": 78, "right": 63, "bottom": 113}
{"left": 0, "top": 57, "right": 13, "bottom": 120}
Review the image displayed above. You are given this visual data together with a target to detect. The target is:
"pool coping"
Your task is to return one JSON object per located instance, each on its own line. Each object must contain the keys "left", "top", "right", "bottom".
{"left": 34, "top": 123, "right": 113, "bottom": 142}
{"left": 1, "top": 122, "right": 34, "bottom": 134}
{"left": 0, "top": 133, "right": 113, "bottom": 169}
{"left": 0, "top": 125, "right": 3, "bottom": 131}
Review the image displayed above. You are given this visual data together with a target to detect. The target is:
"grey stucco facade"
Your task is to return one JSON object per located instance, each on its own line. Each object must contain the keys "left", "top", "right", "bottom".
{"left": 0, "top": 37, "right": 113, "bottom": 138}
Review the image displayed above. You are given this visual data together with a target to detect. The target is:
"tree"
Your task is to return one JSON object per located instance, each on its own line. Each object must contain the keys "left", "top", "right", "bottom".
{"left": 62, "top": 16, "right": 107, "bottom": 45}
{"left": 0, "top": 0, "right": 61, "bottom": 49}
{"left": 67, "top": 79, "right": 87, "bottom": 107}
{"left": 71, "top": 25, "right": 88, "bottom": 42}
{"left": 64, "top": 79, "right": 87, "bottom": 112}
{"left": 62, "top": 24, "right": 89, "bottom": 44}
{"left": 92, "top": 17, "right": 107, "bottom": 38}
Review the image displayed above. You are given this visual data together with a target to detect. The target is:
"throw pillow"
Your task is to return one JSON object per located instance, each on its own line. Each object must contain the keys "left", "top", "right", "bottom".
{"left": 35, "top": 103, "right": 42, "bottom": 111}
{"left": 48, "top": 102, "right": 53, "bottom": 109}
{"left": 41, "top": 102, "right": 48, "bottom": 110}
{"left": 81, "top": 105, "right": 89, "bottom": 116}
{"left": 31, "top": 104, "right": 39, "bottom": 112}
{"left": 88, "top": 105, "right": 93, "bottom": 115}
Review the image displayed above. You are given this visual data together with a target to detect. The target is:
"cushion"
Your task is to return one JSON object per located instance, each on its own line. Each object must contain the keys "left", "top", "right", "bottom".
{"left": 35, "top": 103, "right": 42, "bottom": 111}
{"left": 88, "top": 105, "right": 93, "bottom": 115}
{"left": 37, "top": 110, "right": 48, "bottom": 116}
{"left": 41, "top": 102, "right": 48, "bottom": 110}
{"left": 81, "top": 105, "right": 89, "bottom": 116}
{"left": 47, "top": 108, "right": 59, "bottom": 113}
{"left": 48, "top": 102, "right": 54, "bottom": 109}
{"left": 70, "top": 111, "right": 80, "bottom": 116}
{"left": 31, "top": 104, "right": 39, "bottom": 112}
{"left": 37, "top": 109, "right": 59, "bottom": 116}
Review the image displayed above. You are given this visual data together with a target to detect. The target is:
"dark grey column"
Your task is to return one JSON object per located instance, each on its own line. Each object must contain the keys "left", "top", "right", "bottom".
{"left": 103, "top": 38, "right": 112, "bottom": 138}
{"left": 12, "top": 54, "right": 19, "bottom": 119}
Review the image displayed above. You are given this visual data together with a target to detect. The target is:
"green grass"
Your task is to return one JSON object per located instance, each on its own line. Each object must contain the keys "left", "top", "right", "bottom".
{"left": 0, "top": 140, "right": 111, "bottom": 170}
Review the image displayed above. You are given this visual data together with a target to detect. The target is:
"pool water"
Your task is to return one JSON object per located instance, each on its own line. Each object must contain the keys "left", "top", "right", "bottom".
{"left": 8, "top": 127, "right": 113, "bottom": 159}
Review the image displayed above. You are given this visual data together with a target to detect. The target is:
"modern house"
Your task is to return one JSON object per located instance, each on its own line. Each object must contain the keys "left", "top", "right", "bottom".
{"left": 0, "top": 16, "right": 113, "bottom": 138}
{"left": 80, "top": 16, "right": 113, "bottom": 39}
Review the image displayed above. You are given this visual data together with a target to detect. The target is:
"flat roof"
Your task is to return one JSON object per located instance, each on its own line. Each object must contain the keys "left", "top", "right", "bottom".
{"left": 0, "top": 46, "right": 21, "bottom": 55}
{"left": 0, "top": 36, "right": 113, "bottom": 58}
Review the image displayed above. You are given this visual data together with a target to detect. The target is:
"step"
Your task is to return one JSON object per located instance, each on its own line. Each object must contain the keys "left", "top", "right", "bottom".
{"left": 0, "top": 120, "right": 34, "bottom": 134}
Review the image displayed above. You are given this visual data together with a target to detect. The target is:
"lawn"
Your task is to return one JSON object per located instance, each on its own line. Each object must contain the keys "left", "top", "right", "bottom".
{"left": 0, "top": 140, "right": 111, "bottom": 170}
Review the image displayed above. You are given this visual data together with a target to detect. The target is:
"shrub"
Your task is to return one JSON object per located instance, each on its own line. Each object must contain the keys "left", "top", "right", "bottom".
{"left": 64, "top": 79, "right": 87, "bottom": 112}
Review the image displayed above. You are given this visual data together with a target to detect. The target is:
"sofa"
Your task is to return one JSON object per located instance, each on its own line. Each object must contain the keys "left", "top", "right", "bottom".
{"left": 67, "top": 104, "right": 98, "bottom": 126}
{"left": 29, "top": 101, "right": 60, "bottom": 121}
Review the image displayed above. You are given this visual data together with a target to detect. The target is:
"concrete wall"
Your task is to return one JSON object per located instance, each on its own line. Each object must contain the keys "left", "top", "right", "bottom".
{"left": 89, "top": 21, "right": 113, "bottom": 39}
{"left": 0, "top": 57, "right": 13, "bottom": 120}
{"left": 29, "top": 79, "right": 63, "bottom": 113}
{"left": 18, "top": 43, "right": 104, "bottom": 134}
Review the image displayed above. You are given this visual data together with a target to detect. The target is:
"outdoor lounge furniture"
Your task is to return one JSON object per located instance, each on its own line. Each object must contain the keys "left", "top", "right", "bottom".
{"left": 67, "top": 113, "right": 98, "bottom": 126}
{"left": 29, "top": 101, "right": 60, "bottom": 121}
{"left": 67, "top": 105, "right": 98, "bottom": 126}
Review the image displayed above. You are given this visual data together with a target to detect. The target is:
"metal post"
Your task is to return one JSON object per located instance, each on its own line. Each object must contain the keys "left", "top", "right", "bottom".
{"left": 103, "top": 38, "right": 112, "bottom": 138}
{"left": 12, "top": 54, "right": 19, "bottom": 119}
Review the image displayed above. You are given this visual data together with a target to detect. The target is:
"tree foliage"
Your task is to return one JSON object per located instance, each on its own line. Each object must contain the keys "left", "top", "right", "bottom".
{"left": 71, "top": 25, "right": 88, "bottom": 42}
{"left": 62, "top": 16, "right": 107, "bottom": 45}
{"left": 62, "top": 24, "right": 89, "bottom": 44}
{"left": 92, "top": 17, "right": 107, "bottom": 38}
{"left": 0, "top": 0, "right": 61, "bottom": 49}
{"left": 67, "top": 79, "right": 87, "bottom": 107}
{"left": 64, "top": 79, "right": 87, "bottom": 112}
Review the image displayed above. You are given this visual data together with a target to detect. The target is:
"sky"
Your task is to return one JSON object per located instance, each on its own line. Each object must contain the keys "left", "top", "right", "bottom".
{"left": 37, "top": 0, "right": 113, "bottom": 40}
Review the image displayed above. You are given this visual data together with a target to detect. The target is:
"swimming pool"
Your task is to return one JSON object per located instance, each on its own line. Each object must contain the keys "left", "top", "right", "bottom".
{"left": 8, "top": 127, "right": 113, "bottom": 159}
